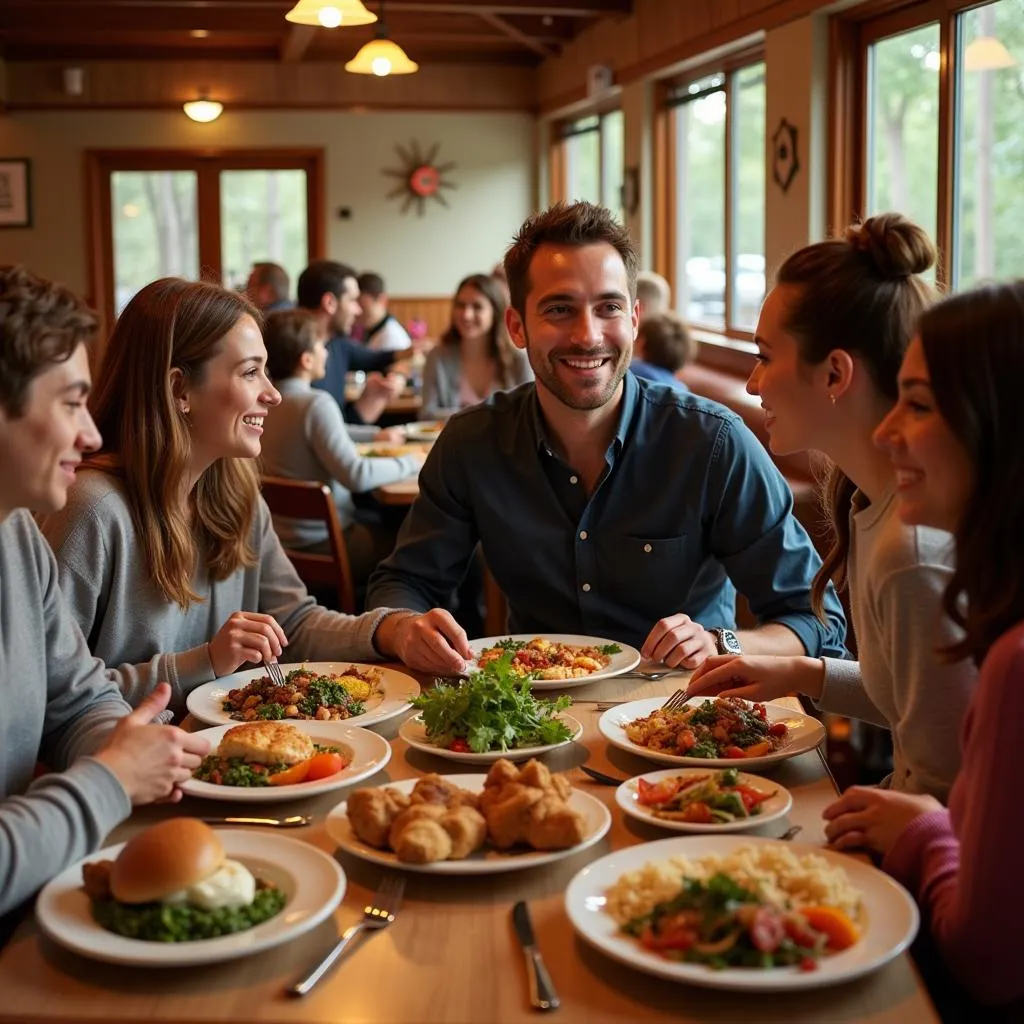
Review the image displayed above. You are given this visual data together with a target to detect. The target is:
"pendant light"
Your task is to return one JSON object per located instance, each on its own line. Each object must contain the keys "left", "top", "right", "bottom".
{"left": 345, "top": 2, "right": 417, "bottom": 76}
{"left": 285, "top": 0, "right": 377, "bottom": 29}
{"left": 183, "top": 96, "right": 223, "bottom": 123}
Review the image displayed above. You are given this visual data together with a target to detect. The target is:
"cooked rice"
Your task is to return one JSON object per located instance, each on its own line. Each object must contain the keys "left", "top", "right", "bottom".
{"left": 604, "top": 844, "right": 862, "bottom": 926}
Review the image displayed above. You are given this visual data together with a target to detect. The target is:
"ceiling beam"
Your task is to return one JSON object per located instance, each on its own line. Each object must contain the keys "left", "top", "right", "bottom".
{"left": 476, "top": 12, "right": 553, "bottom": 58}
{"left": 0, "top": 1, "right": 632, "bottom": 17}
{"left": 279, "top": 23, "right": 316, "bottom": 61}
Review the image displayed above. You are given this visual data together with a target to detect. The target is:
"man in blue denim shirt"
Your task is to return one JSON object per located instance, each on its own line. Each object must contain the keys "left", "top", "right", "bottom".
{"left": 367, "top": 203, "right": 846, "bottom": 670}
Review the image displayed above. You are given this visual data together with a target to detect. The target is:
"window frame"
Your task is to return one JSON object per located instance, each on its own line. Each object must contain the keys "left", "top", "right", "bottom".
{"left": 550, "top": 103, "right": 624, "bottom": 208}
{"left": 655, "top": 47, "right": 766, "bottom": 345}
{"left": 85, "top": 147, "right": 325, "bottom": 334}
{"left": 830, "top": 0, "right": 996, "bottom": 291}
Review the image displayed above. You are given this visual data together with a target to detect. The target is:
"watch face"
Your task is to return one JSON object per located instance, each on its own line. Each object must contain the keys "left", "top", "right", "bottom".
{"left": 716, "top": 629, "right": 742, "bottom": 655}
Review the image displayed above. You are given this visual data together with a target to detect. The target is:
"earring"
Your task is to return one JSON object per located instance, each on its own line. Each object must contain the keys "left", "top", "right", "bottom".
{"left": 829, "top": 393, "right": 836, "bottom": 406}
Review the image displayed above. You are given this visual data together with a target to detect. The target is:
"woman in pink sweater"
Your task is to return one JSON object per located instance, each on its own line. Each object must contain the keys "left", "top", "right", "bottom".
{"left": 822, "top": 280, "right": 1024, "bottom": 1010}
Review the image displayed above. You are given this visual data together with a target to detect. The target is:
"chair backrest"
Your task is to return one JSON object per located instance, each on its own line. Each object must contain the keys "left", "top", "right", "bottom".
{"left": 260, "top": 475, "right": 356, "bottom": 614}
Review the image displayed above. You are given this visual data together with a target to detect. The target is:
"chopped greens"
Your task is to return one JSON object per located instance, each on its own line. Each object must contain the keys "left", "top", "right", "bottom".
{"left": 411, "top": 652, "right": 573, "bottom": 753}
{"left": 598, "top": 643, "right": 622, "bottom": 656}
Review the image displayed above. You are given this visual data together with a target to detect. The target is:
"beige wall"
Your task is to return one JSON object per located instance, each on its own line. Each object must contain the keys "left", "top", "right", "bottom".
{"left": 764, "top": 13, "right": 831, "bottom": 286}
{"left": 0, "top": 108, "right": 536, "bottom": 300}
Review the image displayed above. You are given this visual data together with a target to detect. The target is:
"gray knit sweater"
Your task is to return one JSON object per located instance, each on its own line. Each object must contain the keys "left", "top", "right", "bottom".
{"left": 0, "top": 510, "right": 131, "bottom": 919}
{"left": 41, "top": 470, "right": 403, "bottom": 716}
{"left": 819, "top": 485, "right": 976, "bottom": 801}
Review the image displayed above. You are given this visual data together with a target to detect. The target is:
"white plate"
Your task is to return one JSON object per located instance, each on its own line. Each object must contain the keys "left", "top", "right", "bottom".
{"left": 179, "top": 721, "right": 392, "bottom": 803}
{"left": 185, "top": 662, "right": 420, "bottom": 729}
{"left": 565, "top": 834, "right": 919, "bottom": 992}
{"left": 599, "top": 697, "right": 825, "bottom": 770}
{"left": 403, "top": 420, "right": 445, "bottom": 442}
{"left": 466, "top": 634, "right": 641, "bottom": 690}
{"left": 326, "top": 773, "right": 611, "bottom": 874}
{"left": 398, "top": 713, "right": 583, "bottom": 764}
{"left": 36, "top": 830, "right": 346, "bottom": 967}
{"left": 615, "top": 767, "right": 793, "bottom": 834}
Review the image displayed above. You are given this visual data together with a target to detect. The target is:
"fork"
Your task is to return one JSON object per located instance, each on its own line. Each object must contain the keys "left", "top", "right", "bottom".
{"left": 660, "top": 688, "right": 689, "bottom": 711}
{"left": 263, "top": 657, "right": 285, "bottom": 687}
{"left": 287, "top": 874, "right": 405, "bottom": 997}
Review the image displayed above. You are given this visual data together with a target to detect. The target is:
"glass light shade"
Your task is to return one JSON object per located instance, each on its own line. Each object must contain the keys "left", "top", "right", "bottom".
{"left": 345, "top": 38, "right": 418, "bottom": 76}
{"left": 964, "top": 36, "right": 1016, "bottom": 71}
{"left": 285, "top": 0, "right": 377, "bottom": 28}
{"left": 182, "top": 98, "right": 223, "bottom": 123}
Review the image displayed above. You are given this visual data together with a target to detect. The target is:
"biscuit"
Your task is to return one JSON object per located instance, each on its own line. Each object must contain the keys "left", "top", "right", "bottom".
{"left": 217, "top": 721, "right": 314, "bottom": 765}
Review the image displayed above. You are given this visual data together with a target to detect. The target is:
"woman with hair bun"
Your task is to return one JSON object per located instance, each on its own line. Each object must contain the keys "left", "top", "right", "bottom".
{"left": 687, "top": 213, "right": 976, "bottom": 801}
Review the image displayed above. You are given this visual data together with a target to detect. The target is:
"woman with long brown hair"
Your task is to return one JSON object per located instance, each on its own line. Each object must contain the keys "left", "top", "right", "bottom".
{"left": 686, "top": 214, "right": 976, "bottom": 801}
{"left": 823, "top": 281, "right": 1024, "bottom": 1010}
{"left": 41, "top": 278, "right": 469, "bottom": 714}
{"left": 419, "top": 273, "right": 532, "bottom": 421}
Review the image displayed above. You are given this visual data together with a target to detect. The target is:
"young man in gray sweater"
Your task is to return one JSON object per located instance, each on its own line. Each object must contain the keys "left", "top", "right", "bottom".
{"left": 0, "top": 266, "right": 208, "bottom": 932}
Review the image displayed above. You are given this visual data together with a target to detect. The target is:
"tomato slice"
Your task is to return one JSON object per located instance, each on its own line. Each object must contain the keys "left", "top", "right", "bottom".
{"left": 641, "top": 926, "right": 697, "bottom": 952}
{"left": 723, "top": 746, "right": 748, "bottom": 759}
{"left": 637, "top": 777, "right": 683, "bottom": 806}
{"left": 680, "top": 801, "right": 713, "bottom": 823}
{"left": 734, "top": 783, "right": 772, "bottom": 808}
{"left": 769, "top": 722, "right": 788, "bottom": 737}
{"left": 306, "top": 751, "right": 346, "bottom": 780}
{"left": 449, "top": 738, "right": 471, "bottom": 753}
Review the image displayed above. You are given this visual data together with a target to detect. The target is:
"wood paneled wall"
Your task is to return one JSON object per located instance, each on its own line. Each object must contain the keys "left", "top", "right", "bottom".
{"left": 388, "top": 296, "right": 452, "bottom": 341}
{"left": 5, "top": 60, "right": 536, "bottom": 112}
{"left": 538, "top": 0, "right": 835, "bottom": 111}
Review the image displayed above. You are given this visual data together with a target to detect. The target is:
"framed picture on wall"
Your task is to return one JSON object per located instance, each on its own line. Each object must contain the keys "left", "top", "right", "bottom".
{"left": 0, "top": 159, "right": 32, "bottom": 228}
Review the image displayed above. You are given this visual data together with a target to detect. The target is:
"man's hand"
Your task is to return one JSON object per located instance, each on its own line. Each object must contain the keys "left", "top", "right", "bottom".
{"left": 373, "top": 427, "right": 406, "bottom": 444}
{"left": 208, "top": 611, "right": 288, "bottom": 677}
{"left": 687, "top": 655, "right": 825, "bottom": 702}
{"left": 375, "top": 609, "right": 473, "bottom": 675}
{"left": 823, "top": 786, "right": 943, "bottom": 857}
{"left": 641, "top": 614, "right": 717, "bottom": 669}
{"left": 95, "top": 683, "right": 211, "bottom": 805}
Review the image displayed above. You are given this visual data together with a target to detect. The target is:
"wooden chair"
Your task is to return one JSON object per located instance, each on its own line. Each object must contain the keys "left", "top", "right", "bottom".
{"left": 260, "top": 475, "right": 357, "bottom": 614}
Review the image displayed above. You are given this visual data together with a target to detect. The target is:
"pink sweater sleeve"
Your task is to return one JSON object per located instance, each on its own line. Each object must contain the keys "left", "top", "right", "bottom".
{"left": 883, "top": 624, "right": 1024, "bottom": 1006}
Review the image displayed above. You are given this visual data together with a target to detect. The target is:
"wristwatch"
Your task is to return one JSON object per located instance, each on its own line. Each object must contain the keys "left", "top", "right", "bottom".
{"left": 708, "top": 628, "right": 742, "bottom": 656}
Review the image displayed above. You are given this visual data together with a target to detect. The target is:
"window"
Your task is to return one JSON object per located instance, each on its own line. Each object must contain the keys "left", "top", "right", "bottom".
{"left": 88, "top": 150, "right": 323, "bottom": 328}
{"left": 559, "top": 110, "right": 625, "bottom": 220}
{"left": 839, "top": 0, "right": 1024, "bottom": 290}
{"left": 667, "top": 61, "right": 766, "bottom": 334}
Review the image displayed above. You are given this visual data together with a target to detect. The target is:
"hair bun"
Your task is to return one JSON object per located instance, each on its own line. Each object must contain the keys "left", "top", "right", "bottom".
{"left": 845, "top": 213, "right": 936, "bottom": 280}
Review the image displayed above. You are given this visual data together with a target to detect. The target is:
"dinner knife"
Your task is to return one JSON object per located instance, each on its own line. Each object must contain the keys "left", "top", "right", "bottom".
{"left": 512, "top": 901, "right": 560, "bottom": 1012}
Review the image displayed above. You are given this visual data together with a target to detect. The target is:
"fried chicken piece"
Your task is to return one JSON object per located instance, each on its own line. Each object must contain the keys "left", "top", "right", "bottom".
{"left": 525, "top": 795, "right": 587, "bottom": 850}
{"left": 440, "top": 806, "right": 487, "bottom": 859}
{"left": 482, "top": 782, "right": 545, "bottom": 849}
{"left": 485, "top": 758, "right": 520, "bottom": 790}
{"left": 389, "top": 804, "right": 452, "bottom": 864}
{"left": 411, "top": 774, "right": 479, "bottom": 810}
{"left": 347, "top": 786, "right": 411, "bottom": 848}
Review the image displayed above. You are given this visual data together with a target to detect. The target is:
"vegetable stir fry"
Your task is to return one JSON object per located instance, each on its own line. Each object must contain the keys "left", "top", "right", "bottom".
{"left": 636, "top": 768, "right": 775, "bottom": 824}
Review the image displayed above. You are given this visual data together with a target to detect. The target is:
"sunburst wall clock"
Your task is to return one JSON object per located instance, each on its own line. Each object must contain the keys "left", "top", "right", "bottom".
{"left": 383, "top": 140, "right": 457, "bottom": 215}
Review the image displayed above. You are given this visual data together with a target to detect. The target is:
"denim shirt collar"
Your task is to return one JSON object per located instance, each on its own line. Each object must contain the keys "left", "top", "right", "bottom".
{"left": 527, "top": 370, "right": 639, "bottom": 461}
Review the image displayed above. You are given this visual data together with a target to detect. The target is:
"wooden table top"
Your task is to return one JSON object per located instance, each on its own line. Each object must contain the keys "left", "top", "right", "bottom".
{"left": 0, "top": 674, "right": 938, "bottom": 1024}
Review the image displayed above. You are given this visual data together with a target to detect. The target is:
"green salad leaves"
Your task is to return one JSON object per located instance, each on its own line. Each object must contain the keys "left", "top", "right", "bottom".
{"left": 411, "top": 652, "right": 573, "bottom": 753}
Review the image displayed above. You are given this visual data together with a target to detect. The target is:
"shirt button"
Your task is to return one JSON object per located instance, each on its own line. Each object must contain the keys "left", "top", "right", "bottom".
{"left": 643, "top": 543, "right": 652, "bottom": 553}
{"left": 579, "top": 530, "right": 588, "bottom": 540}
{"left": 569, "top": 475, "right": 579, "bottom": 484}
{"left": 582, "top": 583, "right": 591, "bottom": 592}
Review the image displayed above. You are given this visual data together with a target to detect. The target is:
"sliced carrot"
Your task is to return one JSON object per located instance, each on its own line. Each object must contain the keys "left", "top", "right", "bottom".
{"left": 742, "top": 741, "right": 772, "bottom": 758}
{"left": 268, "top": 758, "right": 312, "bottom": 786}
{"left": 797, "top": 906, "right": 861, "bottom": 951}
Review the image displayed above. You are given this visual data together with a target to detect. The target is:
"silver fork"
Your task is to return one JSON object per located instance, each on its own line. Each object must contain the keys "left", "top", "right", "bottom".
{"left": 660, "top": 688, "right": 689, "bottom": 712}
{"left": 287, "top": 874, "right": 405, "bottom": 997}
{"left": 263, "top": 657, "right": 285, "bottom": 687}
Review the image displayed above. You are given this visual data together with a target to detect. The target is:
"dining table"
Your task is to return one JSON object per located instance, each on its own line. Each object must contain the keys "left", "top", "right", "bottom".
{"left": 0, "top": 669, "right": 940, "bottom": 1024}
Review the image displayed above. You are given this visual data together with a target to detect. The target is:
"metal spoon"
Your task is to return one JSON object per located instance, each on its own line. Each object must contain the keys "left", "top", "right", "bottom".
{"left": 199, "top": 815, "right": 312, "bottom": 828}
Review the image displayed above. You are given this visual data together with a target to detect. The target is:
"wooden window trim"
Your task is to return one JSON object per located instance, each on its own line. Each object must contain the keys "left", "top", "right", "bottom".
{"left": 550, "top": 109, "right": 622, "bottom": 208}
{"left": 830, "top": 0, "right": 993, "bottom": 289}
{"left": 655, "top": 52, "right": 765, "bottom": 351}
{"left": 85, "top": 147, "right": 325, "bottom": 331}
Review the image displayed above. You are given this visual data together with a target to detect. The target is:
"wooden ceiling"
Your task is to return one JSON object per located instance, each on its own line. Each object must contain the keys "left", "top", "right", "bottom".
{"left": 0, "top": 0, "right": 634, "bottom": 68}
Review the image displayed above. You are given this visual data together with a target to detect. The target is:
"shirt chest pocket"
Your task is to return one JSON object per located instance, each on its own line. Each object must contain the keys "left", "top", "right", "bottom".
{"left": 595, "top": 534, "right": 695, "bottom": 600}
